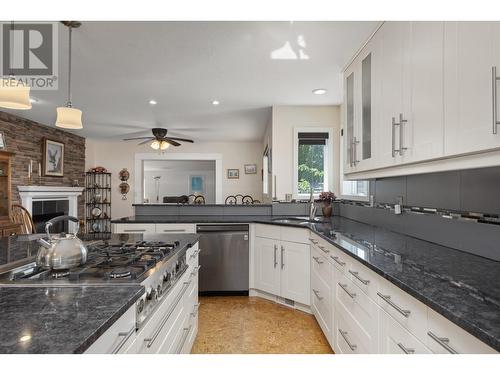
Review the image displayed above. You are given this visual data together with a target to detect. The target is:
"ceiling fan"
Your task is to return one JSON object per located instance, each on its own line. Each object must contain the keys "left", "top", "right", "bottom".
{"left": 123, "top": 128, "right": 194, "bottom": 150}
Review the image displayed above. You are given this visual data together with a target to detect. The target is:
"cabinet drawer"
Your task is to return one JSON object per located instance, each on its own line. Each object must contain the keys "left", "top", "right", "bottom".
{"left": 335, "top": 272, "right": 379, "bottom": 346}
{"left": 329, "top": 246, "right": 350, "bottom": 274}
{"left": 311, "top": 247, "right": 332, "bottom": 286}
{"left": 155, "top": 302, "right": 187, "bottom": 354}
{"left": 84, "top": 304, "right": 136, "bottom": 354}
{"left": 426, "top": 308, "right": 497, "bottom": 354}
{"left": 157, "top": 223, "right": 196, "bottom": 233}
{"left": 377, "top": 277, "right": 428, "bottom": 344}
{"left": 255, "top": 224, "right": 281, "bottom": 240}
{"left": 311, "top": 271, "right": 332, "bottom": 344}
{"left": 379, "top": 310, "right": 431, "bottom": 354}
{"left": 346, "top": 258, "right": 380, "bottom": 301}
{"left": 334, "top": 303, "right": 372, "bottom": 354}
{"left": 280, "top": 226, "right": 309, "bottom": 244}
{"left": 113, "top": 223, "right": 156, "bottom": 234}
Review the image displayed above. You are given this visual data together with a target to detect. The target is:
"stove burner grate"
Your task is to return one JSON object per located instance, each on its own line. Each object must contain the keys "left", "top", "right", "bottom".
{"left": 108, "top": 267, "right": 132, "bottom": 279}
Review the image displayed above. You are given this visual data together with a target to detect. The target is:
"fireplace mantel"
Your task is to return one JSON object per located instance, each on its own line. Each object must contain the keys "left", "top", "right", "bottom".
{"left": 18, "top": 186, "right": 84, "bottom": 232}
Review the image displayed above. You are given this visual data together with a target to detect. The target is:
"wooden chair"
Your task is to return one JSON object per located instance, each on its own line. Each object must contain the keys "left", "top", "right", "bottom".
{"left": 10, "top": 204, "right": 36, "bottom": 234}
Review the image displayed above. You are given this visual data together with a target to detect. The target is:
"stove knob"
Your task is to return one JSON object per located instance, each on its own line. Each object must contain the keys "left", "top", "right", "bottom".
{"left": 146, "top": 289, "right": 156, "bottom": 301}
{"left": 157, "top": 285, "right": 162, "bottom": 296}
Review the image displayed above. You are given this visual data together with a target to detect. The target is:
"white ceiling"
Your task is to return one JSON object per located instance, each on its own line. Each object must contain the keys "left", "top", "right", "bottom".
{"left": 5, "top": 21, "right": 378, "bottom": 142}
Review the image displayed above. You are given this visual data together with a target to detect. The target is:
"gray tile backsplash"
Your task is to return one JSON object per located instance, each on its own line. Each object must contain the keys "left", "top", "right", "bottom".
{"left": 371, "top": 165, "right": 500, "bottom": 215}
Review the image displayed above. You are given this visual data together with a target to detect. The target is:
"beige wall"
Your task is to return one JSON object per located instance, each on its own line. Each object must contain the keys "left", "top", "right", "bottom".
{"left": 85, "top": 139, "right": 263, "bottom": 219}
{"left": 271, "top": 105, "right": 341, "bottom": 200}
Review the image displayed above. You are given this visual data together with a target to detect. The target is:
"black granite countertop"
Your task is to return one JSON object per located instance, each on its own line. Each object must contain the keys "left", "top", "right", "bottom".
{"left": 0, "top": 285, "right": 144, "bottom": 354}
{"left": 114, "top": 214, "right": 500, "bottom": 351}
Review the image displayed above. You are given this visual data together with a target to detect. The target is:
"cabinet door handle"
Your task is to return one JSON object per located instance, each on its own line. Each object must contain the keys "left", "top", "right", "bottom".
{"left": 312, "top": 289, "right": 323, "bottom": 300}
{"left": 176, "top": 326, "right": 192, "bottom": 354}
{"left": 110, "top": 325, "right": 135, "bottom": 354}
{"left": 392, "top": 117, "right": 399, "bottom": 157}
{"left": 308, "top": 238, "right": 318, "bottom": 244}
{"left": 191, "top": 303, "right": 200, "bottom": 317}
{"left": 493, "top": 66, "right": 500, "bottom": 134}
{"left": 331, "top": 256, "right": 346, "bottom": 267}
{"left": 397, "top": 343, "right": 415, "bottom": 354}
{"left": 280, "top": 245, "right": 285, "bottom": 269}
{"left": 349, "top": 270, "right": 370, "bottom": 285}
{"left": 377, "top": 292, "right": 411, "bottom": 318}
{"left": 189, "top": 249, "right": 201, "bottom": 259}
{"left": 318, "top": 245, "right": 329, "bottom": 254}
{"left": 312, "top": 256, "right": 324, "bottom": 264}
{"left": 338, "top": 283, "right": 356, "bottom": 299}
{"left": 273, "top": 244, "right": 278, "bottom": 268}
{"left": 353, "top": 137, "right": 359, "bottom": 165}
{"left": 338, "top": 329, "right": 357, "bottom": 351}
{"left": 399, "top": 113, "right": 408, "bottom": 155}
{"left": 190, "top": 265, "right": 201, "bottom": 278}
{"left": 427, "top": 331, "right": 459, "bottom": 354}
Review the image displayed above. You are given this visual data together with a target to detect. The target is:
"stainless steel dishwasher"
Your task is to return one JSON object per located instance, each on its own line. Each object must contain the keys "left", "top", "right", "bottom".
{"left": 196, "top": 224, "right": 249, "bottom": 295}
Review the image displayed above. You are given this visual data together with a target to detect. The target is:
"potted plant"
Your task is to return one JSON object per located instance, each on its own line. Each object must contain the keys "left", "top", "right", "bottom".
{"left": 318, "top": 191, "right": 336, "bottom": 217}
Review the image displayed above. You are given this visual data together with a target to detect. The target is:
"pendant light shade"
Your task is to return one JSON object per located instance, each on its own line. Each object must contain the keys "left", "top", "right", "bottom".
{"left": 55, "top": 106, "right": 82, "bottom": 129}
{"left": 0, "top": 22, "right": 31, "bottom": 110}
{"left": 56, "top": 21, "right": 83, "bottom": 130}
{"left": 0, "top": 77, "right": 32, "bottom": 110}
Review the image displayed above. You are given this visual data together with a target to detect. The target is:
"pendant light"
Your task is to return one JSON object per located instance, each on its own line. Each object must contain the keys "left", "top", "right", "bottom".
{"left": 0, "top": 21, "right": 32, "bottom": 110}
{"left": 56, "top": 21, "right": 82, "bottom": 129}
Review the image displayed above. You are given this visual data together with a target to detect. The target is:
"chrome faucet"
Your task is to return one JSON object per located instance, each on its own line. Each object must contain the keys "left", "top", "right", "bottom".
{"left": 309, "top": 186, "right": 317, "bottom": 220}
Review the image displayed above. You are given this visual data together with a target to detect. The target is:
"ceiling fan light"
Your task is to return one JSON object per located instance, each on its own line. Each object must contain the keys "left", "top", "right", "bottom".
{"left": 0, "top": 77, "right": 32, "bottom": 110}
{"left": 150, "top": 140, "right": 161, "bottom": 150}
{"left": 160, "top": 141, "right": 170, "bottom": 150}
{"left": 55, "top": 106, "right": 83, "bottom": 129}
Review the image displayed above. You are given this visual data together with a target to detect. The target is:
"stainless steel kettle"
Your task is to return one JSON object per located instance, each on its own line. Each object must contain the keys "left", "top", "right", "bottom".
{"left": 36, "top": 215, "right": 88, "bottom": 270}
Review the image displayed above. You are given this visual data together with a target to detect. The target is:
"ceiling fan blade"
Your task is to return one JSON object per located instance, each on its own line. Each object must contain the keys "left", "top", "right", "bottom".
{"left": 138, "top": 139, "right": 154, "bottom": 145}
{"left": 123, "top": 136, "right": 154, "bottom": 141}
{"left": 166, "top": 137, "right": 194, "bottom": 143}
{"left": 163, "top": 139, "right": 181, "bottom": 147}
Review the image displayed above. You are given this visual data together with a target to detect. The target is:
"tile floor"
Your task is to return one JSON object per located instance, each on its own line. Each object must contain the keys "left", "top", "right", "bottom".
{"left": 191, "top": 296, "right": 333, "bottom": 354}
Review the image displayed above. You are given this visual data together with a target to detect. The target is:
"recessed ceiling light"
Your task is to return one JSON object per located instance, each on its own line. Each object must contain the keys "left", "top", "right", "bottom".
{"left": 29, "top": 97, "right": 38, "bottom": 103}
{"left": 212, "top": 100, "right": 220, "bottom": 106}
{"left": 149, "top": 99, "right": 157, "bottom": 105}
{"left": 312, "top": 88, "right": 327, "bottom": 95}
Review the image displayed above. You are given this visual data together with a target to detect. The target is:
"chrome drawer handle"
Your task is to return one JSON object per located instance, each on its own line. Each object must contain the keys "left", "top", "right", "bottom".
{"left": 377, "top": 292, "right": 411, "bottom": 318}
{"left": 339, "top": 329, "right": 357, "bottom": 351}
{"left": 312, "top": 256, "right": 324, "bottom": 264}
{"left": 189, "top": 249, "right": 201, "bottom": 258}
{"left": 110, "top": 326, "right": 135, "bottom": 354}
{"left": 309, "top": 238, "right": 318, "bottom": 244}
{"left": 338, "top": 283, "right": 356, "bottom": 299}
{"left": 124, "top": 229, "right": 146, "bottom": 232}
{"left": 273, "top": 244, "right": 278, "bottom": 268}
{"left": 163, "top": 229, "right": 186, "bottom": 233}
{"left": 318, "top": 245, "right": 329, "bottom": 254}
{"left": 427, "top": 331, "right": 459, "bottom": 354}
{"left": 312, "top": 289, "right": 323, "bottom": 300}
{"left": 191, "top": 303, "right": 200, "bottom": 317}
{"left": 331, "top": 256, "right": 346, "bottom": 267}
{"left": 190, "top": 265, "right": 201, "bottom": 277}
{"left": 281, "top": 245, "right": 285, "bottom": 269}
{"left": 493, "top": 66, "right": 500, "bottom": 134}
{"left": 397, "top": 343, "right": 415, "bottom": 354}
{"left": 349, "top": 270, "right": 370, "bottom": 285}
{"left": 176, "top": 326, "right": 192, "bottom": 354}
{"left": 144, "top": 280, "right": 191, "bottom": 348}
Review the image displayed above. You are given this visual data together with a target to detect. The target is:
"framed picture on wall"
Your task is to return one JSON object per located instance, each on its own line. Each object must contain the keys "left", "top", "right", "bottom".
{"left": 190, "top": 175, "right": 205, "bottom": 195}
{"left": 244, "top": 164, "right": 257, "bottom": 174}
{"left": 0, "top": 131, "right": 5, "bottom": 150}
{"left": 43, "top": 138, "right": 64, "bottom": 177}
{"left": 227, "top": 169, "right": 239, "bottom": 179}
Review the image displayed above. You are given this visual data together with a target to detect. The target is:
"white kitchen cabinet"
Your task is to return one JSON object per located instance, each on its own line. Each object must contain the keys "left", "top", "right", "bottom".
{"left": 157, "top": 223, "right": 196, "bottom": 233}
{"left": 280, "top": 241, "right": 310, "bottom": 305}
{"left": 426, "top": 308, "right": 497, "bottom": 354}
{"left": 444, "top": 21, "right": 500, "bottom": 157}
{"left": 379, "top": 309, "right": 431, "bottom": 354}
{"left": 254, "top": 236, "right": 281, "bottom": 297}
{"left": 113, "top": 223, "right": 156, "bottom": 234}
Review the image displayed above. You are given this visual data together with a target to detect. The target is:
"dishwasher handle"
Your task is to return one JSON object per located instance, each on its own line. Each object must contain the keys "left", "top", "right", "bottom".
{"left": 196, "top": 224, "right": 249, "bottom": 232}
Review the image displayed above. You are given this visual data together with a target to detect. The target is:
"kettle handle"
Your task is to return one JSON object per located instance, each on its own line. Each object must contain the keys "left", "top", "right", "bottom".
{"left": 45, "top": 215, "right": 80, "bottom": 240}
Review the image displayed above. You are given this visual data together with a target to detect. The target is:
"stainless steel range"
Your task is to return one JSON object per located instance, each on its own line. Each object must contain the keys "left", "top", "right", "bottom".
{"left": 0, "top": 234, "right": 194, "bottom": 330}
